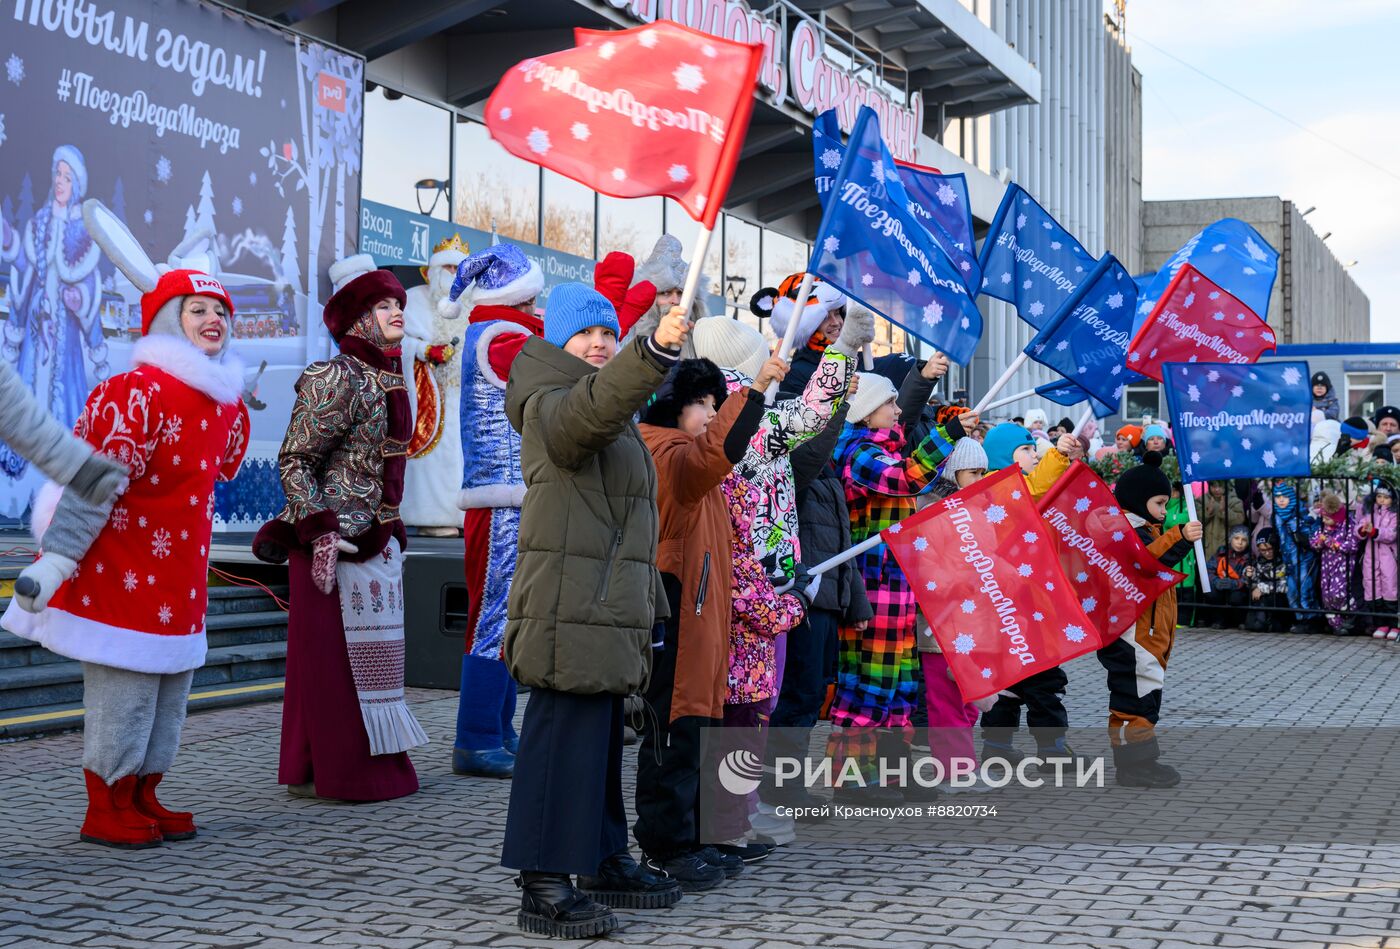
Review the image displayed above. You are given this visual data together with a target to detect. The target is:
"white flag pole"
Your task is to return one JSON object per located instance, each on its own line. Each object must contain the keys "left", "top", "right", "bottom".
{"left": 677, "top": 225, "right": 715, "bottom": 318}
{"left": 862, "top": 342, "right": 875, "bottom": 370}
{"left": 971, "top": 351, "right": 1030, "bottom": 414}
{"left": 978, "top": 386, "right": 1039, "bottom": 414}
{"left": 1182, "top": 484, "right": 1213, "bottom": 594}
{"left": 1072, "top": 406, "right": 1094, "bottom": 436}
{"left": 766, "top": 271, "right": 816, "bottom": 404}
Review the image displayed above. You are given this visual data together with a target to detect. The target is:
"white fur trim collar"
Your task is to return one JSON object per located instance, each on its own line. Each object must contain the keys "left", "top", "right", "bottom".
{"left": 133, "top": 335, "right": 245, "bottom": 404}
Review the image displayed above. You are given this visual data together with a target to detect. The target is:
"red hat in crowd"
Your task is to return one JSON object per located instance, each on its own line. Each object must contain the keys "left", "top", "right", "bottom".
{"left": 322, "top": 254, "right": 407, "bottom": 342}
{"left": 140, "top": 269, "right": 235, "bottom": 336}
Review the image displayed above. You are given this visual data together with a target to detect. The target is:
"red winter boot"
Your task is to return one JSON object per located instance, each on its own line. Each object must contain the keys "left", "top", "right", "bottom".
{"left": 133, "top": 773, "right": 197, "bottom": 840}
{"left": 79, "top": 770, "right": 162, "bottom": 849}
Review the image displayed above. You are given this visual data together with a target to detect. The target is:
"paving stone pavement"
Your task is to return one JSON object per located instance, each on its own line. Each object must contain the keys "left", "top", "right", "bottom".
{"left": 3, "top": 628, "right": 1400, "bottom": 949}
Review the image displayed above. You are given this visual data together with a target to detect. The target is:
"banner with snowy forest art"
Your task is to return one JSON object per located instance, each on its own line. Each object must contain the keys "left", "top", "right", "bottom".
{"left": 0, "top": 0, "right": 363, "bottom": 523}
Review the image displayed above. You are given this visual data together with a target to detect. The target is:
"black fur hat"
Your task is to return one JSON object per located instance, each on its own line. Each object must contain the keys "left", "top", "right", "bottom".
{"left": 642, "top": 358, "right": 728, "bottom": 428}
{"left": 1113, "top": 451, "right": 1171, "bottom": 523}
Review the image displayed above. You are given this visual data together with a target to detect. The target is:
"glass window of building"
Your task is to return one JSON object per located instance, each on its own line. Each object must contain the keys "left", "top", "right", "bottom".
{"left": 724, "top": 215, "right": 760, "bottom": 325}
{"left": 1123, "top": 384, "right": 1161, "bottom": 424}
{"left": 597, "top": 195, "right": 663, "bottom": 263}
{"left": 1346, "top": 372, "right": 1385, "bottom": 420}
{"left": 363, "top": 88, "right": 452, "bottom": 220}
{"left": 541, "top": 170, "right": 596, "bottom": 259}
{"left": 454, "top": 118, "right": 539, "bottom": 243}
{"left": 662, "top": 199, "right": 722, "bottom": 302}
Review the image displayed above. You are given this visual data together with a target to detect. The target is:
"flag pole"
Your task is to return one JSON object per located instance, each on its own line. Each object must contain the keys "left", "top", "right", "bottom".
{"left": 1182, "top": 484, "right": 1213, "bottom": 594}
{"left": 677, "top": 225, "right": 715, "bottom": 318}
{"left": 767, "top": 272, "right": 816, "bottom": 403}
{"left": 1072, "top": 406, "right": 1093, "bottom": 436}
{"left": 977, "top": 386, "right": 1038, "bottom": 414}
{"left": 971, "top": 351, "right": 1030, "bottom": 414}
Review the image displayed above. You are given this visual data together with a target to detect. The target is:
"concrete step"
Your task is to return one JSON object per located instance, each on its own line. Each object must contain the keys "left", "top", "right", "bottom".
{"left": 205, "top": 584, "right": 288, "bottom": 616}
{"left": 0, "top": 640, "right": 288, "bottom": 712}
{"left": 0, "top": 675, "right": 285, "bottom": 740}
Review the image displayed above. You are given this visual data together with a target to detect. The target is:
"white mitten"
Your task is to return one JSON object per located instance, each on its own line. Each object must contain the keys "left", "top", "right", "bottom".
{"left": 15, "top": 552, "right": 78, "bottom": 613}
{"left": 833, "top": 302, "right": 876, "bottom": 357}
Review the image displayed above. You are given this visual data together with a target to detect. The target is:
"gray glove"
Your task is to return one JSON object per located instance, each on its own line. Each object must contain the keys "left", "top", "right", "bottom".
{"left": 15, "top": 552, "right": 78, "bottom": 613}
{"left": 66, "top": 453, "right": 130, "bottom": 507}
{"left": 832, "top": 302, "right": 876, "bottom": 357}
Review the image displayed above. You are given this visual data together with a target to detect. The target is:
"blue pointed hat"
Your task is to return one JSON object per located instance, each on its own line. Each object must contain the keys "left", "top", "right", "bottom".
{"left": 449, "top": 243, "right": 544, "bottom": 308}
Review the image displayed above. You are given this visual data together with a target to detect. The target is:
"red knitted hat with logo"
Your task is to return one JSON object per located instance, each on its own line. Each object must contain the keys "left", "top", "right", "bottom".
{"left": 140, "top": 269, "right": 235, "bottom": 336}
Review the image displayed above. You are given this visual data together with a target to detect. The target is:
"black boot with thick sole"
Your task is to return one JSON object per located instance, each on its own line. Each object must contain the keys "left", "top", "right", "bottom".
{"left": 515, "top": 872, "right": 617, "bottom": 939}
{"left": 578, "top": 852, "right": 683, "bottom": 909}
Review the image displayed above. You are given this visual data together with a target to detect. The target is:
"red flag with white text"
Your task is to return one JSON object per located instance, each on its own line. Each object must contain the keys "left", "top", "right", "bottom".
{"left": 882, "top": 467, "right": 1100, "bottom": 703}
{"left": 484, "top": 20, "right": 762, "bottom": 228}
{"left": 1035, "top": 461, "right": 1185, "bottom": 649}
{"left": 1126, "top": 264, "right": 1276, "bottom": 382}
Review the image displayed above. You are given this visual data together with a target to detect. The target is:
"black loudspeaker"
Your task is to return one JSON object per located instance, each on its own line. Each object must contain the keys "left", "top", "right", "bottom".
{"left": 402, "top": 541, "right": 468, "bottom": 689}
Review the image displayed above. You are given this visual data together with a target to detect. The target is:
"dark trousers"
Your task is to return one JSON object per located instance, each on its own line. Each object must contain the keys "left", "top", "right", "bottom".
{"left": 501, "top": 688, "right": 627, "bottom": 876}
{"left": 1177, "top": 584, "right": 1200, "bottom": 627}
{"left": 763, "top": 609, "right": 839, "bottom": 804}
{"left": 1205, "top": 587, "right": 1249, "bottom": 628}
{"left": 1245, "top": 592, "right": 1290, "bottom": 631}
{"left": 633, "top": 575, "right": 714, "bottom": 859}
{"left": 980, "top": 666, "right": 1070, "bottom": 750}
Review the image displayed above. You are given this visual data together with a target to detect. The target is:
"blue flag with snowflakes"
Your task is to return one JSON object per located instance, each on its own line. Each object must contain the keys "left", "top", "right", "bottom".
{"left": 1162, "top": 360, "right": 1313, "bottom": 482}
{"left": 1134, "top": 219, "right": 1279, "bottom": 334}
{"left": 1035, "top": 380, "right": 1117, "bottom": 419}
{"left": 808, "top": 106, "right": 983, "bottom": 364}
{"left": 1024, "top": 254, "right": 1138, "bottom": 409}
{"left": 811, "top": 109, "right": 979, "bottom": 292}
{"left": 978, "top": 183, "right": 1093, "bottom": 330}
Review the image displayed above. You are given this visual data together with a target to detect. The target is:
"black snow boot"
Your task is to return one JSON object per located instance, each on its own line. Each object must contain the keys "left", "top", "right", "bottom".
{"left": 515, "top": 872, "right": 617, "bottom": 939}
{"left": 1112, "top": 738, "right": 1182, "bottom": 789}
{"left": 578, "top": 851, "right": 683, "bottom": 909}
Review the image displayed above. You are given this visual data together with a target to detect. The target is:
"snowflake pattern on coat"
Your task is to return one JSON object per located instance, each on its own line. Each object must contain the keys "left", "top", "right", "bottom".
{"left": 46, "top": 362, "right": 249, "bottom": 655}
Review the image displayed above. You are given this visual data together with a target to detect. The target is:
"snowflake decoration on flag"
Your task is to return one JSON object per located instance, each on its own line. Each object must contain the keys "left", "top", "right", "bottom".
{"left": 925, "top": 581, "right": 937, "bottom": 592}
{"left": 1032, "top": 611, "right": 1044, "bottom": 622}
{"left": 637, "top": 30, "right": 659, "bottom": 48}
{"left": 820, "top": 148, "right": 841, "bottom": 170}
{"left": 231, "top": 197, "right": 243, "bottom": 217}
{"left": 961, "top": 261, "right": 971, "bottom": 272}
{"left": 1184, "top": 292, "right": 1196, "bottom": 307}
{"left": 936, "top": 182, "right": 957, "bottom": 205}
{"left": 1112, "top": 530, "right": 1124, "bottom": 542}
{"left": 1045, "top": 581, "right": 1056, "bottom": 591}
{"left": 1207, "top": 370, "right": 1220, "bottom": 382}
{"left": 1081, "top": 596, "right": 1097, "bottom": 612}
{"left": 886, "top": 522, "right": 902, "bottom": 535}
{"left": 823, "top": 235, "right": 841, "bottom": 254}
{"left": 961, "top": 316, "right": 971, "bottom": 329}
{"left": 673, "top": 63, "right": 706, "bottom": 93}
{"left": 1242, "top": 266, "right": 1257, "bottom": 276}
{"left": 1055, "top": 341, "right": 1069, "bottom": 353}
{"left": 1042, "top": 221, "right": 1053, "bottom": 230}
{"left": 1262, "top": 450, "right": 1277, "bottom": 469}
{"left": 1270, "top": 392, "right": 1280, "bottom": 402}
{"left": 1015, "top": 213, "right": 1027, "bottom": 229}
{"left": 498, "top": 106, "right": 512, "bottom": 121}
{"left": 5, "top": 54, "right": 21, "bottom": 85}
{"left": 701, "top": 43, "right": 717, "bottom": 58}
{"left": 668, "top": 164, "right": 689, "bottom": 183}
{"left": 156, "top": 155, "right": 172, "bottom": 183}
{"left": 1000, "top": 272, "right": 1012, "bottom": 284}
{"left": 985, "top": 505, "right": 1006, "bottom": 525}
{"left": 143, "top": 209, "right": 153, "bottom": 224}
{"left": 1074, "top": 497, "right": 1091, "bottom": 513}
{"left": 1281, "top": 366, "right": 1302, "bottom": 387}
{"left": 1157, "top": 571, "right": 1176, "bottom": 582}
{"left": 598, "top": 41, "right": 617, "bottom": 60}
{"left": 1107, "top": 505, "right": 1118, "bottom": 516}
{"left": 611, "top": 167, "right": 627, "bottom": 182}
{"left": 1223, "top": 458, "right": 1233, "bottom": 467}
{"left": 571, "top": 122, "right": 591, "bottom": 141}
{"left": 1244, "top": 235, "right": 1269, "bottom": 261}
{"left": 907, "top": 269, "right": 922, "bottom": 287}
{"left": 870, "top": 159, "right": 887, "bottom": 182}
{"left": 1129, "top": 351, "right": 1141, "bottom": 364}
{"left": 1106, "top": 292, "right": 1124, "bottom": 309}
{"left": 1022, "top": 531, "right": 1039, "bottom": 544}
{"left": 1075, "top": 571, "right": 1089, "bottom": 583}
{"left": 1111, "top": 365, "right": 1122, "bottom": 376}
{"left": 953, "top": 634, "right": 976, "bottom": 654}
{"left": 1231, "top": 385, "right": 1244, "bottom": 398}
{"left": 1017, "top": 564, "right": 1033, "bottom": 577}
{"left": 1063, "top": 624, "right": 1087, "bottom": 643}
{"left": 1022, "top": 279, "right": 1033, "bottom": 291}
{"left": 913, "top": 536, "right": 928, "bottom": 552}
{"left": 922, "top": 302, "right": 943, "bottom": 326}
{"left": 249, "top": 171, "right": 258, "bottom": 186}
{"left": 1011, "top": 490, "right": 1023, "bottom": 500}
{"left": 1187, "top": 384, "right": 1201, "bottom": 403}
{"left": 861, "top": 273, "right": 874, "bottom": 287}
{"left": 981, "top": 668, "right": 993, "bottom": 679}
{"left": 884, "top": 166, "right": 900, "bottom": 183}
{"left": 1028, "top": 301, "right": 1045, "bottom": 318}
{"left": 961, "top": 599, "right": 976, "bottom": 614}
{"left": 1241, "top": 437, "right": 1252, "bottom": 450}
{"left": 1211, "top": 243, "right": 1226, "bottom": 253}
{"left": 526, "top": 129, "right": 551, "bottom": 155}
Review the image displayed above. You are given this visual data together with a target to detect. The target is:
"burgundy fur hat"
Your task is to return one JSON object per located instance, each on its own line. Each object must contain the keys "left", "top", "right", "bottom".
{"left": 322, "top": 259, "right": 406, "bottom": 342}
